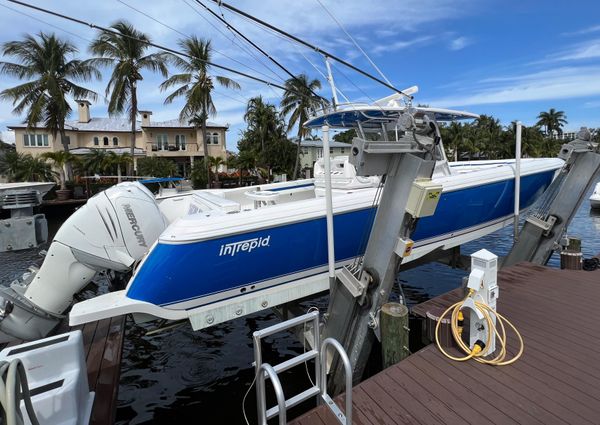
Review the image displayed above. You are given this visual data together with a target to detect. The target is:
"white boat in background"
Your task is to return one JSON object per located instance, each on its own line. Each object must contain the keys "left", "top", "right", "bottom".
{"left": 590, "top": 182, "right": 600, "bottom": 209}
{"left": 0, "top": 182, "right": 55, "bottom": 199}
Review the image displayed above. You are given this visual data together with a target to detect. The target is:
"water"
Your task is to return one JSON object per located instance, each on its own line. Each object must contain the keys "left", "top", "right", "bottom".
{"left": 2, "top": 189, "right": 600, "bottom": 424}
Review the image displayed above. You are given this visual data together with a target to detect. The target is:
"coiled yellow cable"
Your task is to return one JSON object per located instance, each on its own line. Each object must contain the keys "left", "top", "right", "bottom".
{"left": 435, "top": 291, "right": 524, "bottom": 366}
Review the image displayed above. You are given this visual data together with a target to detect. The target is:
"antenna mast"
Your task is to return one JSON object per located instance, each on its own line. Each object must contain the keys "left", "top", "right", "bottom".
{"left": 324, "top": 57, "right": 339, "bottom": 109}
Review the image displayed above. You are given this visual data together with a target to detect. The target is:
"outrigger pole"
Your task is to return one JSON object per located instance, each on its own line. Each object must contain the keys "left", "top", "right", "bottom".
{"left": 207, "top": 0, "right": 411, "bottom": 99}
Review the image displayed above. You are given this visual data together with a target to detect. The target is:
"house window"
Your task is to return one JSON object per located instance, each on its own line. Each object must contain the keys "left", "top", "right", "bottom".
{"left": 340, "top": 148, "right": 345, "bottom": 154}
{"left": 175, "top": 135, "right": 186, "bottom": 150}
{"left": 93, "top": 136, "right": 99, "bottom": 146}
{"left": 329, "top": 148, "right": 334, "bottom": 154}
{"left": 156, "top": 134, "right": 168, "bottom": 150}
{"left": 113, "top": 137, "right": 118, "bottom": 146}
{"left": 103, "top": 136, "right": 109, "bottom": 146}
{"left": 23, "top": 134, "right": 48, "bottom": 147}
{"left": 212, "top": 132, "right": 219, "bottom": 145}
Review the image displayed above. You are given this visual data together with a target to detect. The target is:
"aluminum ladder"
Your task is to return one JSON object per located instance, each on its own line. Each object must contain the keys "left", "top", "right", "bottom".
{"left": 253, "top": 311, "right": 352, "bottom": 424}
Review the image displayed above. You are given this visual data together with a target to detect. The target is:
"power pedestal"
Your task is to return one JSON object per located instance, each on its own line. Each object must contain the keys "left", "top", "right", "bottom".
{"left": 464, "top": 249, "right": 499, "bottom": 354}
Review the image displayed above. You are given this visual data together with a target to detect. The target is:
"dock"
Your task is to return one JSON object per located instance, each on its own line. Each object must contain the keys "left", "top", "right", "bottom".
{"left": 1, "top": 316, "right": 126, "bottom": 425}
{"left": 290, "top": 262, "right": 600, "bottom": 425}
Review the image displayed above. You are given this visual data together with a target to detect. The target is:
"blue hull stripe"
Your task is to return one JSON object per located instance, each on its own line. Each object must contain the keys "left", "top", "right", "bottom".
{"left": 268, "top": 183, "right": 314, "bottom": 192}
{"left": 127, "top": 170, "right": 555, "bottom": 306}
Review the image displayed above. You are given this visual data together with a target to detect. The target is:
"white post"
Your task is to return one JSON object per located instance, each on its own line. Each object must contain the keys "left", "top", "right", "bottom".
{"left": 514, "top": 121, "right": 522, "bottom": 242}
{"left": 322, "top": 125, "right": 336, "bottom": 287}
{"left": 324, "top": 57, "right": 339, "bottom": 109}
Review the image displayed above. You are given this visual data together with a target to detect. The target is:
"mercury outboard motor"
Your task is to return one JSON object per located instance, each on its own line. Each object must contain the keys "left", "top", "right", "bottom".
{"left": 0, "top": 182, "right": 167, "bottom": 341}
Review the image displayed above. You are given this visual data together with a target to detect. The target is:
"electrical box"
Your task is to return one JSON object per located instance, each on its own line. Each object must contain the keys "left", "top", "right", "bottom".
{"left": 394, "top": 237, "right": 414, "bottom": 258}
{"left": 405, "top": 179, "right": 443, "bottom": 218}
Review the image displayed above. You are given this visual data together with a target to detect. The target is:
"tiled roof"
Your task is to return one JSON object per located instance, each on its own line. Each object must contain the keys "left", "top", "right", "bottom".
{"left": 8, "top": 118, "right": 140, "bottom": 132}
{"left": 143, "top": 119, "right": 227, "bottom": 129}
{"left": 8, "top": 118, "right": 227, "bottom": 131}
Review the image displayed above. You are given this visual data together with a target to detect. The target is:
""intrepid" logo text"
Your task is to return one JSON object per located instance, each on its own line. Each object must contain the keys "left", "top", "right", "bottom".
{"left": 219, "top": 236, "right": 270, "bottom": 257}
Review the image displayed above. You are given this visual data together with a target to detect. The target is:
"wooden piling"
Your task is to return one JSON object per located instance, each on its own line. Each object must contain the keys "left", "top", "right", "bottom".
{"left": 380, "top": 302, "right": 409, "bottom": 368}
{"left": 561, "top": 236, "right": 582, "bottom": 270}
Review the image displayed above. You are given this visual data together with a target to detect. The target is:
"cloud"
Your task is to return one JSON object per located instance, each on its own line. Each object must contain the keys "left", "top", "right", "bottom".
{"left": 562, "top": 25, "right": 600, "bottom": 36}
{"left": 372, "top": 36, "right": 433, "bottom": 54}
{"left": 583, "top": 100, "right": 600, "bottom": 108}
{"left": 449, "top": 36, "right": 471, "bottom": 51}
{"left": 426, "top": 66, "right": 600, "bottom": 107}
{"left": 549, "top": 39, "right": 600, "bottom": 61}
{"left": 0, "top": 0, "right": 476, "bottom": 145}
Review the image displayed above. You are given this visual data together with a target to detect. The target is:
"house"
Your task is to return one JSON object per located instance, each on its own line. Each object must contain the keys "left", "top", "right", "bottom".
{"left": 294, "top": 138, "right": 351, "bottom": 177}
{"left": 7, "top": 101, "right": 228, "bottom": 177}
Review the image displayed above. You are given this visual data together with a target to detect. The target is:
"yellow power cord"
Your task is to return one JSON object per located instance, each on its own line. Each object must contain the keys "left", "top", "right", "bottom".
{"left": 435, "top": 290, "right": 524, "bottom": 366}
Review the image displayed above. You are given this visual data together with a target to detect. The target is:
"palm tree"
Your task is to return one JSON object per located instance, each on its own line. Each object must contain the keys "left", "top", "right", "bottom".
{"left": 0, "top": 150, "right": 24, "bottom": 181}
{"left": 0, "top": 33, "right": 98, "bottom": 178}
{"left": 207, "top": 155, "right": 225, "bottom": 183}
{"left": 41, "top": 151, "right": 76, "bottom": 190}
{"left": 536, "top": 108, "right": 568, "bottom": 139}
{"left": 105, "top": 151, "right": 132, "bottom": 182}
{"left": 81, "top": 149, "right": 109, "bottom": 176}
{"left": 14, "top": 154, "right": 55, "bottom": 182}
{"left": 244, "top": 96, "right": 278, "bottom": 153}
{"left": 88, "top": 21, "right": 169, "bottom": 173}
{"left": 280, "top": 74, "right": 328, "bottom": 179}
{"left": 160, "top": 36, "right": 240, "bottom": 187}
{"left": 0, "top": 33, "right": 99, "bottom": 152}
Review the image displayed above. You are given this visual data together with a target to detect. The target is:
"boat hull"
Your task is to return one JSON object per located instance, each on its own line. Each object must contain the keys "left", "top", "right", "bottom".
{"left": 126, "top": 167, "right": 557, "bottom": 309}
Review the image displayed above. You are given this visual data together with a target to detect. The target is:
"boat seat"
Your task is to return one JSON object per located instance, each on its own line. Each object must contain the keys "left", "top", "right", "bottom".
{"left": 244, "top": 190, "right": 280, "bottom": 208}
{"left": 190, "top": 191, "right": 240, "bottom": 214}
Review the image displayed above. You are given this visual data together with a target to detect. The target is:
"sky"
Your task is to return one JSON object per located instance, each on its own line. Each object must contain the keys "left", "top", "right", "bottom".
{"left": 0, "top": 0, "right": 599, "bottom": 150}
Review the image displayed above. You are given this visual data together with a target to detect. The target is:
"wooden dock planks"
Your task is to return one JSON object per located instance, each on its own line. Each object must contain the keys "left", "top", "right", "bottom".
{"left": 290, "top": 262, "right": 600, "bottom": 425}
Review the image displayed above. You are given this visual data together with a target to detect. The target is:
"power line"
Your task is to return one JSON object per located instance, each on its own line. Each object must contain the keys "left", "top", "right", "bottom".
{"left": 195, "top": 0, "right": 324, "bottom": 101}
{"left": 180, "top": 0, "right": 285, "bottom": 84}
{"left": 115, "top": 0, "right": 281, "bottom": 85}
{"left": 6, "top": 0, "right": 304, "bottom": 98}
{"left": 314, "top": 0, "right": 393, "bottom": 87}
{"left": 0, "top": 3, "right": 91, "bottom": 43}
{"left": 207, "top": 0, "right": 409, "bottom": 98}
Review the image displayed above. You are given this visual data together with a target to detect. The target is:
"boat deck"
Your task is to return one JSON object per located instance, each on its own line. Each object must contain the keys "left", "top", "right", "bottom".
{"left": 290, "top": 262, "right": 600, "bottom": 425}
{"left": 1, "top": 316, "right": 126, "bottom": 425}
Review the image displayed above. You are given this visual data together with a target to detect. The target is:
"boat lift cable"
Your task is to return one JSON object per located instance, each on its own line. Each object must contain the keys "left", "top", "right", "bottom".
{"left": 207, "top": 0, "right": 410, "bottom": 99}
{"left": 314, "top": 0, "right": 394, "bottom": 87}
{"left": 115, "top": 0, "right": 280, "bottom": 85}
{"left": 435, "top": 290, "right": 524, "bottom": 366}
{"left": 194, "top": 0, "right": 324, "bottom": 101}
{"left": 6, "top": 0, "right": 315, "bottom": 101}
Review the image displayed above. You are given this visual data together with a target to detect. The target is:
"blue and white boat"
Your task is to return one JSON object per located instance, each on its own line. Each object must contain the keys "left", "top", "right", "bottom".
{"left": 67, "top": 104, "right": 563, "bottom": 327}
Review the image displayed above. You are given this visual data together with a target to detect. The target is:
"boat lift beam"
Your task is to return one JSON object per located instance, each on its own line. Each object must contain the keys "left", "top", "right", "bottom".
{"left": 322, "top": 134, "right": 436, "bottom": 392}
{"left": 504, "top": 134, "right": 600, "bottom": 266}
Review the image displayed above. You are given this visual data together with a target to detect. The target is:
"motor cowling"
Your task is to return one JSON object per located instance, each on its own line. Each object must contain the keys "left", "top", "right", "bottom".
{"left": 0, "top": 182, "right": 167, "bottom": 341}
